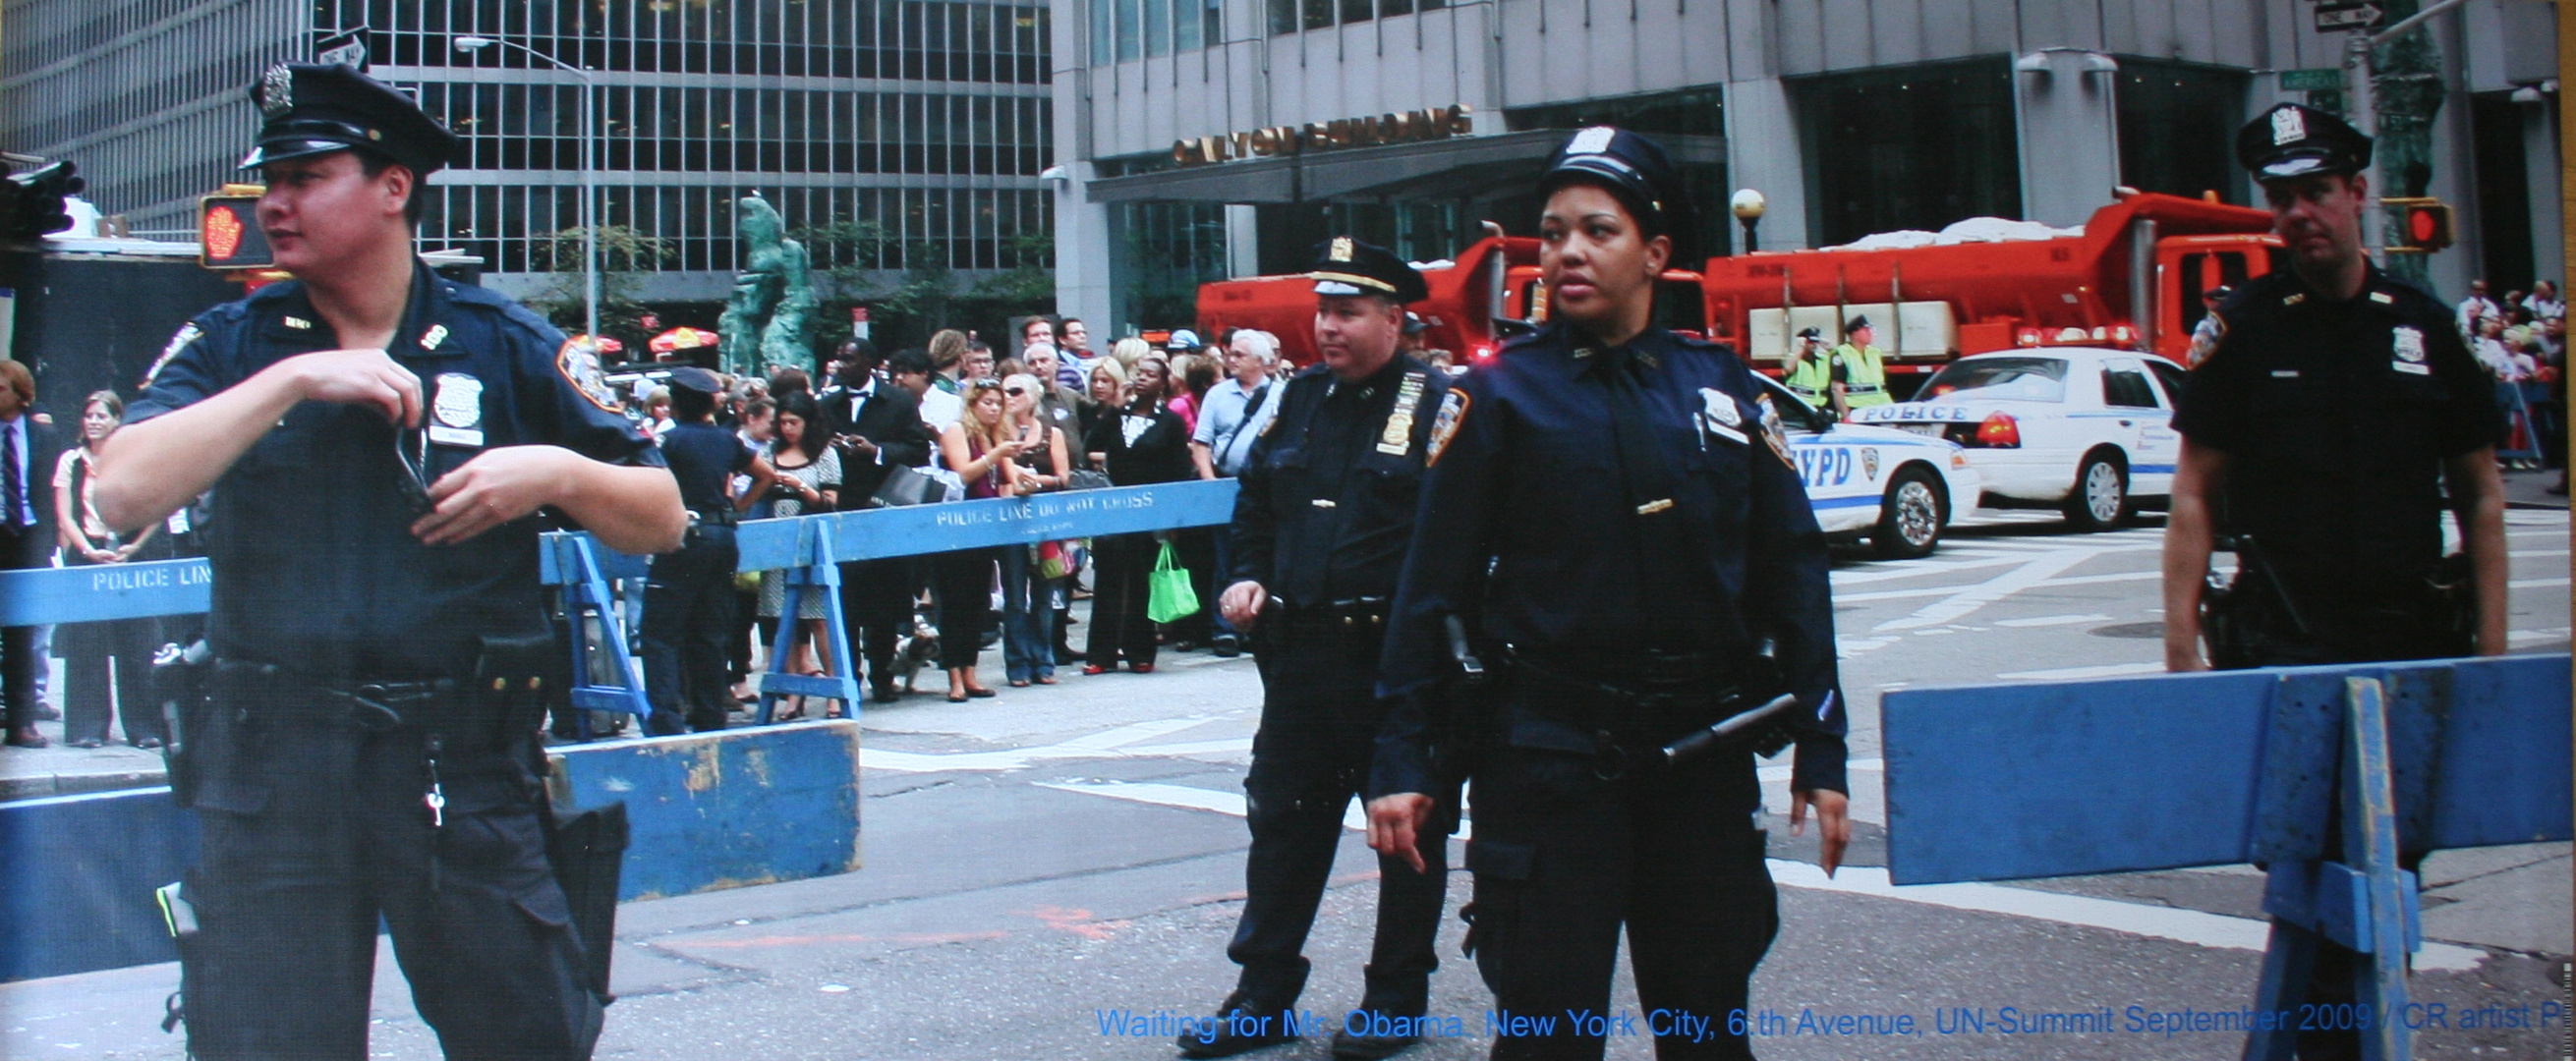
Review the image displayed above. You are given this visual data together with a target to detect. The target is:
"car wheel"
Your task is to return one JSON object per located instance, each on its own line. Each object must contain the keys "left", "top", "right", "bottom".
{"left": 1872, "top": 467, "right": 1946, "bottom": 560}
{"left": 2062, "top": 450, "right": 2129, "bottom": 532}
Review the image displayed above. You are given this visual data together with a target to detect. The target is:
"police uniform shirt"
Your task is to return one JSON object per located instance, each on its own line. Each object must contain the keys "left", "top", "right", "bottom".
{"left": 660, "top": 420, "right": 756, "bottom": 517}
{"left": 2172, "top": 264, "right": 2499, "bottom": 627}
{"left": 1229, "top": 355, "right": 1449, "bottom": 606}
{"left": 1376, "top": 323, "right": 1849, "bottom": 796}
{"left": 129, "top": 262, "right": 662, "bottom": 677}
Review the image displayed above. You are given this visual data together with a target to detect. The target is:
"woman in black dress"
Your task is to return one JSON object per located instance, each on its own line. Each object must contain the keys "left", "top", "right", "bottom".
{"left": 1080, "top": 356, "right": 1193, "bottom": 674}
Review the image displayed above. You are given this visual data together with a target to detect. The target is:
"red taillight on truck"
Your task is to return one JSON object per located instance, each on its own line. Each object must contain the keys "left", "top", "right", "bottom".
{"left": 1469, "top": 344, "right": 1497, "bottom": 363}
{"left": 1975, "top": 412, "right": 2021, "bottom": 448}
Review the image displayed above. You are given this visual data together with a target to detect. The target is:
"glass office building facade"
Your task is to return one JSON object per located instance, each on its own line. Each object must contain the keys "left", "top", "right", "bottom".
{"left": 3, "top": 0, "right": 1055, "bottom": 301}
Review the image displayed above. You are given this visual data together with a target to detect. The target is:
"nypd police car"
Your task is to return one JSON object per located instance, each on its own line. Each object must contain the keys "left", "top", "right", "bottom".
{"left": 1753, "top": 374, "right": 1982, "bottom": 559}
{"left": 1849, "top": 348, "right": 2185, "bottom": 531}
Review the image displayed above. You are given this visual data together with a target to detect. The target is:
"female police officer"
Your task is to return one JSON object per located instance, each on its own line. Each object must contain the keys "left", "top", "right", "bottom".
{"left": 92, "top": 64, "right": 684, "bottom": 1060}
{"left": 1365, "top": 128, "right": 1850, "bottom": 1060}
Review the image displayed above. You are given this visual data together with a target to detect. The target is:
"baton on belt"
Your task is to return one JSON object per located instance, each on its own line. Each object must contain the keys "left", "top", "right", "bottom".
{"left": 1650, "top": 691, "right": 1803, "bottom": 770}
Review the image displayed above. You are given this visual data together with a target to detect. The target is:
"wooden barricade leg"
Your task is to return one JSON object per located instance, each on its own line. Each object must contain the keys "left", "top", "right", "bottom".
{"left": 2243, "top": 917, "right": 2320, "bottom": 1061}
{"left": 2343, "top": 676, "right": 2412, "bottom": 1061}
{"left": 756, "top": 523, "right": 861, "bottom": 724}
{"left": 555, "top": 535, "right": 653, "bottom": 739}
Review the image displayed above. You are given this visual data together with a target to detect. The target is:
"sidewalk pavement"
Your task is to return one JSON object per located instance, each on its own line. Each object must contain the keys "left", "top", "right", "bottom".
{"left": 2501, "top": 465, "right": 2569, "bottom": 510}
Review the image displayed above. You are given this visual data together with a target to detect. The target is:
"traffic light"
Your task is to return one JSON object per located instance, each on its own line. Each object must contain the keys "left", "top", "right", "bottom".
{"left": 3, "top": 159, "right": 84, "bottom": 241}
{"left": 2382, "top": 196, "right": 2455, "bottom": 253}
{"left": 199, "top": 190, "right": 272, "bottom": 268}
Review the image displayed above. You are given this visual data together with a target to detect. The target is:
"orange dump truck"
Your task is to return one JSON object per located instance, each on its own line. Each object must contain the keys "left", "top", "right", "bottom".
{"left": 1194, "top": 233, "right": 1705, "bottom": 368}
{"left": 1699, "top": 192, "right": 2282, "bottom": 394}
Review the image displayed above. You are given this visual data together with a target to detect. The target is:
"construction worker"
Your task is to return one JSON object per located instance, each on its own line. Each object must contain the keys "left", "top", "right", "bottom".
{"left": 1835, "top": 315, "right": 1893, "bottom": 414}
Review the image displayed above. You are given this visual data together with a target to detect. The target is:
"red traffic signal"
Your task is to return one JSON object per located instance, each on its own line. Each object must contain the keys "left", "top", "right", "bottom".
{"left": 199, "top": 192, "right": 272, "bottom": 268}
{"left": 2382, "top": 196, "right": 2454, "bottom": 254}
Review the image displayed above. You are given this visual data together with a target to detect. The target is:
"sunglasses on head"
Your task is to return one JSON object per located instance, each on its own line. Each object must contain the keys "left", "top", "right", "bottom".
{"left": 969, "top": 378, "right": 1003, "bottom": 390}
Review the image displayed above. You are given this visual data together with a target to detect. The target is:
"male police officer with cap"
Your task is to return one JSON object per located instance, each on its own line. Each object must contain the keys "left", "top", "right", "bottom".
{"left": 1832, "top": 315, "right": 1892, "bottom": 414}
{"left": 646, "top": 366, "right": 777, "bottom": 736}
{"left": 1182, "top": 239, "right": 1455, "bottom": 1060}
{"left": 1367, "top": 127, "right": 1849, "bottom": 1060}
{"left": 92, "top": 63, "right": 685, "bottom": 1060}
{"left": 2161, "top": 102, "right": 2506, "bottom": 1061}
{"left": 1780, "top": 326, "right": 1845, "bottom": 419}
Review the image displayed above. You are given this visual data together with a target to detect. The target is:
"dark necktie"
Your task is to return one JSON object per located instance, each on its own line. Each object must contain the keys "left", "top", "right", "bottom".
{"left": 1596, "top": 347, "right": 1684, "bottom": 551}
{"left": 0, "top": 422, "right": 21, "bottom": 530}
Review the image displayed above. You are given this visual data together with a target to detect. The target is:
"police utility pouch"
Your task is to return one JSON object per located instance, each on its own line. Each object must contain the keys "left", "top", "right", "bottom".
{"left": 544, "top": 800, "right": 629, "bottom": 1002}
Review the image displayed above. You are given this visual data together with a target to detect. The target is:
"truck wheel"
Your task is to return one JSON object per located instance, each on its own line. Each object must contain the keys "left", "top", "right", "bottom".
{"left": 2062, "top": 450, "right": 2130, "bottom": 532}
{"left": 1872, "top": 467, "right": 1947, "bottom": 560}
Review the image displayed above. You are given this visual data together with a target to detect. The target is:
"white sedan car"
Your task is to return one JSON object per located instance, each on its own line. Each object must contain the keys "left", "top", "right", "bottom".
{"left": 1847, "top": 347, "right": 2186, "bottom": 531}
{"left": 1753, "top": 374, "right": 1983, "bottom": 558}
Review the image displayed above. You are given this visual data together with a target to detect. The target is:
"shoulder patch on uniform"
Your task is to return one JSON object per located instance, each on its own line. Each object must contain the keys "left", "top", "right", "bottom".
{"left": 142, "top": 322, "right": 202, "bottom": 389}
{"left": 2281, "top": 293, "right": 2307, "bottom": 307}
{"left": 2370, "top": 291, "right": 2394, "bottom": 305}
{"left": 1427, "top": 388, "right": 1472, "bottom": 467}
{"left": 1754, "top": 394, "right": 1796, "bottom": 470}
{"left": 556, "top": 338, "right": 624, "bottom": 413}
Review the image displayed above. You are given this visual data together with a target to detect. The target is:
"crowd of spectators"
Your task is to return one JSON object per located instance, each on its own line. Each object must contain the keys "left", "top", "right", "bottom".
{"left": 2456, "top": 278, "right": 2566, "bottom": 485}
{"left": 602, "top": 318, "right": 1299, "bottom": 732}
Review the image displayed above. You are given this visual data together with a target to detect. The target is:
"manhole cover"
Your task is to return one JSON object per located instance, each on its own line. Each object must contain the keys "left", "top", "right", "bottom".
{"left": 2089, "top": 621, "right": 2164, "bottom": 639}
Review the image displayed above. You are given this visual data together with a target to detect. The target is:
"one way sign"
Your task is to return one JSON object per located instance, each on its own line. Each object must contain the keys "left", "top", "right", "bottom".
{"left": 2314, "top": 1, "right": 2385, "bottom": 31}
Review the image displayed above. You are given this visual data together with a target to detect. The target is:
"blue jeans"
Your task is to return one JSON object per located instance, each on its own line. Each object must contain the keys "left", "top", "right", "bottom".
{"left": 1000, "top": 544, "right": 1057, "bottom": 682}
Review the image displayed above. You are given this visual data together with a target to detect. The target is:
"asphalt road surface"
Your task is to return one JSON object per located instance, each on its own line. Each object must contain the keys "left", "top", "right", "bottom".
{"left": 6, "top": 507, "right": 2568, "bottom": 1060}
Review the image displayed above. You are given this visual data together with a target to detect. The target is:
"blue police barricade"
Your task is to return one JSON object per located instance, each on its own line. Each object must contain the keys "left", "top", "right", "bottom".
{"left": 1882, "top": 654, "right": 2573, "bottom": 1061}
{"left": 0, "top": 481, "right": 1243, "bottom": 980}
{"left": 541, "top": 479, "right": 1241, "bottom": 728}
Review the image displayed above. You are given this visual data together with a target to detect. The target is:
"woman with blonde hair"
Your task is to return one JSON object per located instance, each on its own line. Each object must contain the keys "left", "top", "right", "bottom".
{"left": 999, "top": 372, "right": 1071, "bottom": 685}
{"left": 935, "top": 378, "right": 1032, "bottom": 700}
{"left": 928, "top": 329, "right": 970, "bottom": 389}
{"left": 1110, "top": 336, "right": 1153, "bottom": 370}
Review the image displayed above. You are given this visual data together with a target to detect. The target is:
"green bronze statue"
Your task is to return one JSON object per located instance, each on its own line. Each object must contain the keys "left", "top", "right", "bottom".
{"left": 718, "top": 195, "right": 816, "bottom": 376}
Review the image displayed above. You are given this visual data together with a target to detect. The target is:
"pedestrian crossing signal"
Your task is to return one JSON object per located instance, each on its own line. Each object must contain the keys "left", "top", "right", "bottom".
{"left": 2382, "top": 196, "right": 2454, "bottom": 254}
{"left": 199, "top": 189, "right": 271, "bottom": 268}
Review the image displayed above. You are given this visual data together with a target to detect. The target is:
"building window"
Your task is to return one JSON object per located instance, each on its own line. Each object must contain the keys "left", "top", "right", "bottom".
{"left": 1109, "top": 201, "right": 1230, "bottom": 336}
{"left": 1792, "top": 58, "right": 2020, "bottom": 249}
{"left": 2116, "top": 59, "right": 2249, "bottom": 206}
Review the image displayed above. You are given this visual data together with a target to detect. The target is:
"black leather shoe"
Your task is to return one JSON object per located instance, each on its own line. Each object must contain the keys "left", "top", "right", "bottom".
{"left": 6, "top": 726, "right": 50, "bottom": 749}
{"left": 1175, "top": 994, "right": 1297, "bottom": 1059}
{"left": 1212, "top": 635, "right": 1240, "bottom": 658}
{"left": 871, "top": 685, "right": 900, "bottom": 704}
{"left": 1330, "top": 1023, "right": 1423, "bottom": 1060}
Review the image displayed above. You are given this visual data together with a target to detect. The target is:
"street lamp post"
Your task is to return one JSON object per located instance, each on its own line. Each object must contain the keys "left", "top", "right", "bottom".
{"left": 454, "top": 34, "right": 598, "bottom": 348}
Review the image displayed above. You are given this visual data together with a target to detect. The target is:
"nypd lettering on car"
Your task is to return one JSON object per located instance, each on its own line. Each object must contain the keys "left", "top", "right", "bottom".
{"left": 1753, "top": 375, "right": 1981, "bottom": 559}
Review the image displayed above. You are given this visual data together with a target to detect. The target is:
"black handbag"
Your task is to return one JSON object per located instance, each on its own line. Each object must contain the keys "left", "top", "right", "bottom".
{"left": 871, "top": 465, "right": 944, "bottom": 507}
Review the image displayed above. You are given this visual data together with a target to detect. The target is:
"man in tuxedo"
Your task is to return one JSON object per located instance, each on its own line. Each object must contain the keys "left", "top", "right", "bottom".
{"left": 0, "top": 360, "right": 63, "bottom": 748}
{"left": 818, "top": 340, "right": 931, "bottom": 702}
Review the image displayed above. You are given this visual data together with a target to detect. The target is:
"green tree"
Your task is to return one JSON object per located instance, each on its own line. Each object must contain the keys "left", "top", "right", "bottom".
{"left": 530, "top": 224, "right": 675, "bottom": 353}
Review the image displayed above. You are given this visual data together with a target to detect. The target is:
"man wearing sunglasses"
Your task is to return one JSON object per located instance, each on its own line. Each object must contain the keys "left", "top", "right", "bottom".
{"left": 90, "top": 63, "right": 683, "bottom": 1060}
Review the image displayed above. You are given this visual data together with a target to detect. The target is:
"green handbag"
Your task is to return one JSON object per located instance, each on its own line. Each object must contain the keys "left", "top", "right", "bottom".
{"left": 1146, "top": 539, "right": 1200, "bottom": 623}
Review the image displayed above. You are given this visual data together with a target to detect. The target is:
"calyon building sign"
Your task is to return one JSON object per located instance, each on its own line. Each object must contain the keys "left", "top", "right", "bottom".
{"left": 1174, "top": 104, "right": 1474, "bottom": 165}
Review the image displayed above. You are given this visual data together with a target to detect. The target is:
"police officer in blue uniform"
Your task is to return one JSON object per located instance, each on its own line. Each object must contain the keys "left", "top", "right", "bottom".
{"left": 1181, "top": 239, "right": 1455, "bottom": 1060}
{"left": 2162, "top": 103, "right": 2508, "bottom": 1061}
{"left": 92, "top": 63, "right": 685, "bottom": 1060}
{"left": 645, "top": 366, "right": 776, "bottom": 735}
{"left": 1365, "top": 128, "right": 1851, "bottom": 1060}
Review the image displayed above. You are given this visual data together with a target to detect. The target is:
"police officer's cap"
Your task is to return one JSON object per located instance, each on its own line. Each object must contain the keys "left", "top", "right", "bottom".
{"left": 1845, "top": 314, "right": 1872, "bottom": 332}
{"left": 1538, "top": 126, "right": 1699, "bottom": 262}
{"left": 665, "top": 366, "right": 726, "bottom": 396}
{"left": 242, "top": 63, "right": 461, "bottom": 177}
{"left": 2235, "top": 103, "right": 2372, "bottom": 182}
{"left": 1796, "top": 326, "right": 1823, "bottom": 341}
{"left": 1308, "top": 237, "right": 1429, "bottom": 305}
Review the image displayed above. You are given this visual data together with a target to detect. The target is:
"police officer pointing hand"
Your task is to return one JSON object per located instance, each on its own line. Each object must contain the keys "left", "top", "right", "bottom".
{"left": 91, "top": 63, "right": 684, "bottom": 1060}
{"left": 1366, "top": 128, "right": 1850, "bottom": 1060}
{"left": 1184, "top": 239, "right": 1455, "bottom": 1060}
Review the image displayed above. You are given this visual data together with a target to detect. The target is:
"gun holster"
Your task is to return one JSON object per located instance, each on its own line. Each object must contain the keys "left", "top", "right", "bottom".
{"left": 543, "top": 799, "right": 630, "bottom": 1003}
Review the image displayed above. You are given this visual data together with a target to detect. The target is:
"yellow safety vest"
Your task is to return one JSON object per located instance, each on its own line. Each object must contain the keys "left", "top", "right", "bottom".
{"left": 1836, "top": 343, "right": 1892, "bottom": 408}
{"left": 1783, "top": 349, "right": 1834, "bottom": 402}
